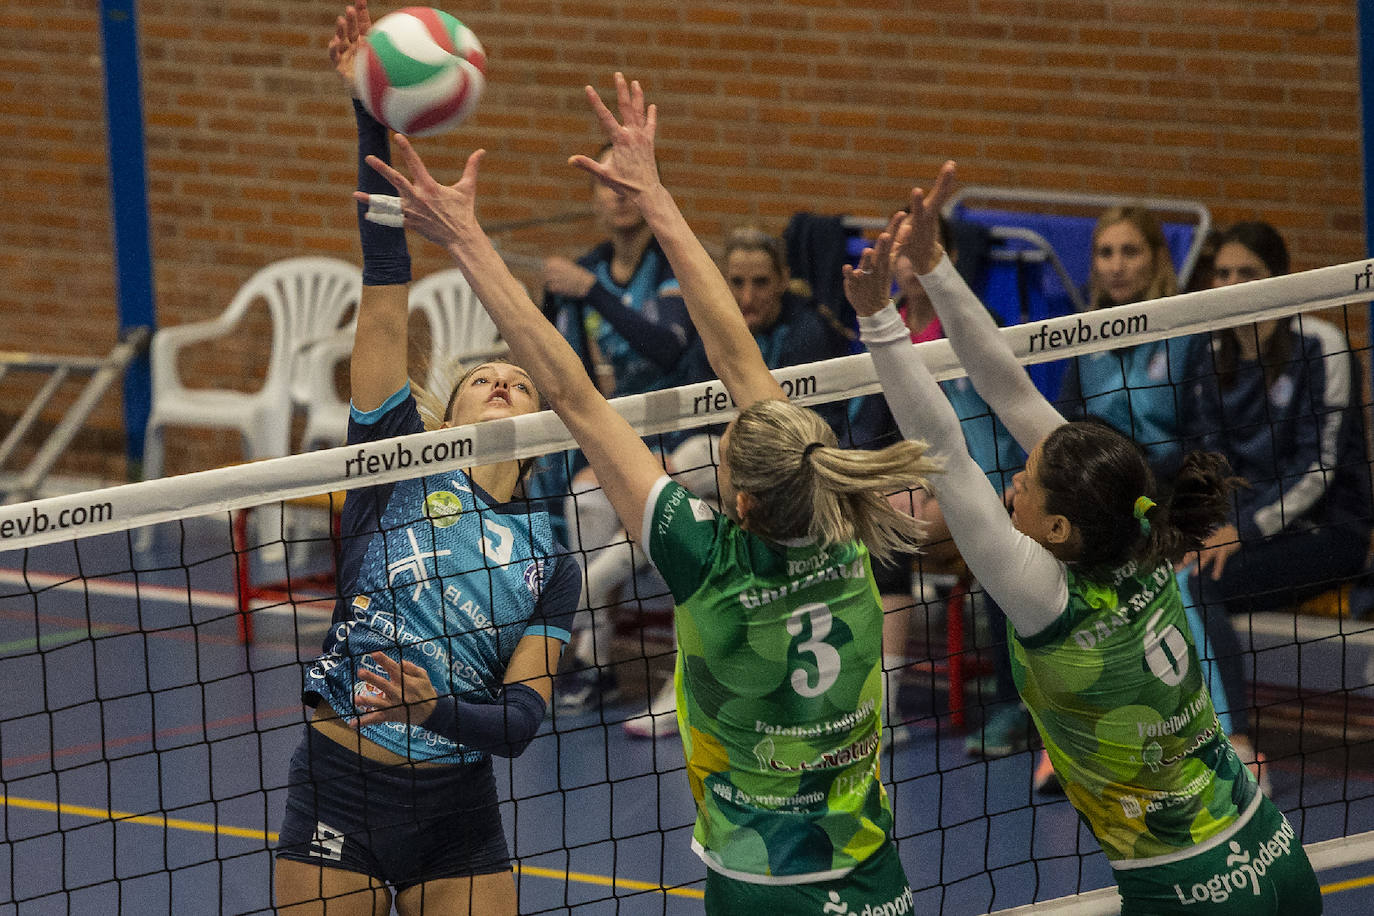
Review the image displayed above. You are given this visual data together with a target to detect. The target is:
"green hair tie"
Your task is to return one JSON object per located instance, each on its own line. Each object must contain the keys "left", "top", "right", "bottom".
{"left": 1133, "top": 496, "right": 1156, "bottom": 535}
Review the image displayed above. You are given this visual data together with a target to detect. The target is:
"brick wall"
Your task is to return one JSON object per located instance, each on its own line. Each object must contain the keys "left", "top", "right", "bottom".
{"left": 1, "top": 0, "right": 1365, "bottom": 481}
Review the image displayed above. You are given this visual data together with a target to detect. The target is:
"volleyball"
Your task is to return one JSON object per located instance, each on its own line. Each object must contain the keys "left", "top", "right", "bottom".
{"left": 355, "top": 7, "right": 486, "bottom": 137}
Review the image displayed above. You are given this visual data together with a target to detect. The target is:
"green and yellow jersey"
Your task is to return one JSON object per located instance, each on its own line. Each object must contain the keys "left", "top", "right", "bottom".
{"left": 1012, "top": 559, "right": 1258, "bottom": 864}
{"left": 643, "top": 478, "right": 893, "bottom": 884}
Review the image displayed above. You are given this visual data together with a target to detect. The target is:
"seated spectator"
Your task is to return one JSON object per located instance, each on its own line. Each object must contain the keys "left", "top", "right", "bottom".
{"left": 1180, "top": 220, "right": 1374, "bottom": 788}
{"left": 536, "top": 139, "right": 697, "bottom": 541}
{"left": 538, "top": 143, "right": 699, "bottom": 717}
{"left": 1057, "top": 205, "right": 1199, "bottom": 482}
{"left": 541, "top": 142, "right": 694, "bottom": 398}
{"left": 679, "top": 227, "right": 855, "bottom": 433}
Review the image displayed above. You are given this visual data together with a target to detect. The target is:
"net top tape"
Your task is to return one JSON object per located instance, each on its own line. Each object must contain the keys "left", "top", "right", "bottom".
{"left": 2, "top": 259, "right": 1370, "bottom": 551}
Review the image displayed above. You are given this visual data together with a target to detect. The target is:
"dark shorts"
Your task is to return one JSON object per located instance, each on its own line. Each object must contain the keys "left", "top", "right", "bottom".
{"left": 703, "top": 840, "right": 912, "bottom": 915}
{"left": 275, "top": 726, "right": 510, "bottom": 892}
{"left": 1115, "top": 796, "right": 1321, "bottom": 915}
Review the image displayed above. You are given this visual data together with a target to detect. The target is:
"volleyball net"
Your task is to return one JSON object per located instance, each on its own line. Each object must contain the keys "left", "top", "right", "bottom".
{"left": 1, "top": 260, "right": 1373, "bottom": 912}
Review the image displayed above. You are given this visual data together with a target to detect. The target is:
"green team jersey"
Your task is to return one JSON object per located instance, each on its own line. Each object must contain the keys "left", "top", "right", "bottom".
{"left": 1010, "top": 558, "right": 1259, "bottom": 865}
{"left": 644, "top": 479, "right": 893, "bottom": 884}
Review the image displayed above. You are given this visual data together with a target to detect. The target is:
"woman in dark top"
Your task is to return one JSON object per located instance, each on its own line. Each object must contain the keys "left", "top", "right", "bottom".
{"left": 1180, "top": 220, "right": 1373, "bottom": 785}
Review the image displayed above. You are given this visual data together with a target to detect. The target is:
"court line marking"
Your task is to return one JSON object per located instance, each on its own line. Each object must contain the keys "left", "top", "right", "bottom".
{"left": 2, "top": 703, "right": 306, "bottom": 770}
{"left": 1322, "top": 873, "right": 1374, "bottom": 894}
{"left": 0, "top": 569, "right": 240, "bottom": 608}
{"left": 0, "top": 793, "right": 703, "bottom": 899}
{"left": 0, "top": 625, "right": 121, "bottom": 654}
{"left": 2, "top": 793, "right": 273, "bottom": 841}
{"left": 4, "top": 570, "right": 1363, "bottom": 902}
{"left": 5, "top": 787, "right": 1358, "bottom": 905}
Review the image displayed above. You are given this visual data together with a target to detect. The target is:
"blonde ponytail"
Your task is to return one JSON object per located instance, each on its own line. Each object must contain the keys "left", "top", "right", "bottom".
{"left": 726, "top": 399, "right": 940, "bottom": 564}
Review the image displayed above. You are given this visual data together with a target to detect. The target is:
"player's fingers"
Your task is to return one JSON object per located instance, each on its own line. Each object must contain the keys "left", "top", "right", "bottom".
{"left": 871, "top": 233, "right": 893, "bottom": 273}
{"left": 356, "top": 670, "right": 392, "bottom": 696}
{"left": 582, "top": 84, "right": 620, "bottom": 135}
{"left": 929, "top": 160, "right": 958, "bottom": 210}
{"left": 568, "top": 155, "right": 617, "bottom": 189}
{"left": 399, "top": 660, "right": 430, "bottom": 680}
{"left": 391, "top": 134, "right": 447, "bottom": 194}
{"left": 628, "top": 78, "right": 646, "bottom": 128}
{"left": 614, "top": 72, "right": 634, "bottom": 124}
{"left": 369, "top": 651, "right": 402, "bottom": 675}
{"left": 884, "top": 209, "right": 904, "bottom": 238}
{"left": 458, "top": 148, "right": 485, "bottom": 188}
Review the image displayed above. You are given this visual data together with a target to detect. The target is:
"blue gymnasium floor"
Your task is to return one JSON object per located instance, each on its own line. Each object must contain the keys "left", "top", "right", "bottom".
{"left": 1, "top": 520, "right": 1373, "bottom": 915}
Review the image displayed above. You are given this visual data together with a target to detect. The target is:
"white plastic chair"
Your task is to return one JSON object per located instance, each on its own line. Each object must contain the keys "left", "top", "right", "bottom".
{"left": 409, "top": 267, "right": 505, "bottom": 396}
{"left": 294, "top": 268, "right": 506, "bottom": 450}
{"left": 143, "top": 257, "right": 362, "bottom": 479}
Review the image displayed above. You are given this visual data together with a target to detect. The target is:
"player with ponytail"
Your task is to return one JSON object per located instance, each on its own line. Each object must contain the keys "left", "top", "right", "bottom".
{"left": 362, "top": 73, "right": 927, "bottom": 913}
{"left": 850, "top": 161, "right": 1320, "bottom": 914}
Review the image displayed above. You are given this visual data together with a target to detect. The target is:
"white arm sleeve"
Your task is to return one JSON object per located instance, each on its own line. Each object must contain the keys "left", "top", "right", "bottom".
{"left": 860, "top": 305, "right": 1068, "bottom": 637}
{"left": 919, "top": 256, "right": 1066, "bottom": 454}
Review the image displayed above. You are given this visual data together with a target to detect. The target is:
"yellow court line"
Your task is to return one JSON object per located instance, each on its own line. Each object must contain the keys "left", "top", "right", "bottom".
{"left": 1322, "top": 873, "right": 1374, "bottom": 894}
{"left": 2, "top": 793, "right": 276, "bottom": 842}
{"left": 514, "top": 863, "right": 704, "bottom": 900}
{"left": 2, "top": 794, "right": 703, "bottom": 899}
{"left": 6, "top": 794, "right": 1367, "bottom": 903}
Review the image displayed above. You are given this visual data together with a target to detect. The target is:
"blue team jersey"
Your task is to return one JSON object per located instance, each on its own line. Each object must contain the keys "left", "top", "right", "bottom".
{"left": 302, "top": 385, "right": 580, "bottom": 764}
{"left": 1058, "top": 336, "right": 1199, "bottom": 479}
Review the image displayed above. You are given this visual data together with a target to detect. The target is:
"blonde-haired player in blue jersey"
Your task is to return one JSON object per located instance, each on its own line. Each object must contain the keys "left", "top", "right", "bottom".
{"left": 360, "top": 73, "right": 938, "bottom": 914}
{"left": 273, "top": 5, "right": 581, "bottom": 914}
{"left": 849, "top": 162, "right": 1321, "bottom": 914}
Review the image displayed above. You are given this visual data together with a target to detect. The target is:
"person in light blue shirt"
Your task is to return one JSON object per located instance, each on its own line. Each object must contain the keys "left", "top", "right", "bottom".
{"left": 1056, "top": 206, "right": 1201, "bottom": 483}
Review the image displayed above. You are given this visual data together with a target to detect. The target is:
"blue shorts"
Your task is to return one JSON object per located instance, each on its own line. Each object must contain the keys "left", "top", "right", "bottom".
{"left": 275, "top": 726, "right": 510, "bottom": 892}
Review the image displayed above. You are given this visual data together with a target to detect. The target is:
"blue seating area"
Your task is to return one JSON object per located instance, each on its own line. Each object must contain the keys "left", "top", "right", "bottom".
{"left": 829, "top": 189, "right": 1212, "bottom": 400}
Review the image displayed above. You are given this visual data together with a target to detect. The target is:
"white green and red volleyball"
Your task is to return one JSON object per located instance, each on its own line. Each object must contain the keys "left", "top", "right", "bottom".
{"left": 354, "top": 7, "right": 486, "bottom": 137}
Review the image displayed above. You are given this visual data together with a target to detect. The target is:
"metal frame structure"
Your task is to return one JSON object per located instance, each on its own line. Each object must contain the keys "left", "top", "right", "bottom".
{"left": 0, "top": 329, "right": 149, "bottom": 504}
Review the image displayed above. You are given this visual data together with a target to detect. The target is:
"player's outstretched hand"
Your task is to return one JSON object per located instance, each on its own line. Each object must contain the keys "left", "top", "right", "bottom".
{"left": 892, "top": 160, "right": 959, "bottom": 279}
{"left": 843, "top": 213, "right": 901, "bottom": 318}
{"left": 351, "top": 651, "right": 438, "bottom": 729}
{"left": 328, "top": 0, "right": 373, "bottom": 96}
{"left": 359, "top": 136, "right": 485, "bottom": 250}
{"left": 570, "top": 72, "right": 662, "bottom": 201}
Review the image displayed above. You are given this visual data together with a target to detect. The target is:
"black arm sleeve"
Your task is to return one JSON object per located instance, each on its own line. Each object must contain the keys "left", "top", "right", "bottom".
{"left": 583, "top": 284, "right": 692, "bottom": 371}
{"left": 354, "top": 99, "right": 410, "bottom": 286}
{"left": 420, "top": 682, "right": 547, "bottom": 758}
